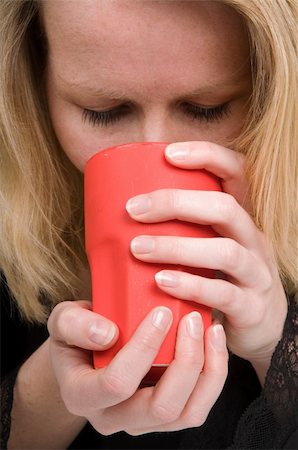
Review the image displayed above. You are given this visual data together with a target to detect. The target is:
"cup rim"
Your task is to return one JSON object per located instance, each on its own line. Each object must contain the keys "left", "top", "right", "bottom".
{"left": 85, "top": 141, "right": 169, "bottom": 168}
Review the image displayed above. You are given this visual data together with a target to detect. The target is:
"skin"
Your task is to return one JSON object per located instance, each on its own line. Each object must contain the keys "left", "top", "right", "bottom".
{"left": 45, "top": 0, "right": 252, "bottom": 168}
{"left": 9, "top": 0, "right": 288, "bottom": 447}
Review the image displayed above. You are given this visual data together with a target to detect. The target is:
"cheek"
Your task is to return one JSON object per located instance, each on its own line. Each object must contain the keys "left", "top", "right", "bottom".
{"left": 206, "top": 97, "right": 251, "bottom": 146}
{"left": 47, "top": 92, "right": 122, "bottom": 172}
{"left": 47, "top": 99, "right": 97, "bottom": 171}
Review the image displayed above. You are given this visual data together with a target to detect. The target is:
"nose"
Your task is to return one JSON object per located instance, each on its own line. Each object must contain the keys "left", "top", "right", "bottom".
{"left": 136, "top": 108, "right": 189, "bottom": 144}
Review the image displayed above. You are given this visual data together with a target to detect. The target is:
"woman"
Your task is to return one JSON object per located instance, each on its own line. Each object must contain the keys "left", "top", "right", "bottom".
{"left": 1, "top": 0, "right": 297, "bottom": 448}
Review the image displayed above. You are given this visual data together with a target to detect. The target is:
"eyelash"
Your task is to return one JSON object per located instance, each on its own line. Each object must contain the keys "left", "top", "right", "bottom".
{"left": 82, "top": 105, "right": 131, "bottom": 127}
{"left": 82, "top": 102, "right": 230, "bottom": 127}
{"left": 181, "top": 102, "right": 230, "bottom": 123}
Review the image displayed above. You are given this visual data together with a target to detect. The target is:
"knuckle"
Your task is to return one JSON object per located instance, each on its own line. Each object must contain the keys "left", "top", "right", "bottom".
{"left": 133, "top": 330, "right": 161, "bottom": 353}
{"left": 126, "top": 429, "right": 143, "bottom": 436}
{"left": 208, "top": 362, "right": 229, "bottom": 380}
{"left": 151, "top": 401, "right": 180, "bottom": 423}
{"left": 94, "top": 427, "right": 111, "bottom": 437}
{"left": 175, "top": 350, "right": 203, "bottom": 370}
{"left": 60, "top": 384, "right": 80, "bottom": 416}
{"left": 185, "top": 358, "right": 204, "bottom": 373}
{"left": 154, "top": 189, "right": 181, "bottom": 214}
{"left": 93, "top": 419, "right": 119, "bottom": 436}
{"left": 220, "top": 282, "right": 237, "bottom": 311}
{"left": 220, "top": 239, "right": 242, "bottom": 272}
{"left": 168, "top": 237, "right": 184, "bottom": 260}
{"left": 101, "top": 370, "right": 135, "bottom": 400}
{"left": 168, "top": 189, "right": 183, "bottom": 212}
{"left": 47, "top": 301, "right": 72, "bottom": 338}
{"left": 218, "top": 193, "right": 238, "bottom": 223}
{"left": 189, "top": 291, "right": 203, "bottom": 304}
{"left": 183, "top": 410, "right": 208, "bottom": 428}
{"left": 261, "top": 267, "right": 274, "bottom": 292}
{"left": 197, "top": 140, "right": 214, "bottom": 157}
{"left": 188, "top": 277, "right": 209, "bottom": 305}
{"left": 55, "top": 306, "right": 79, "bottom": 345}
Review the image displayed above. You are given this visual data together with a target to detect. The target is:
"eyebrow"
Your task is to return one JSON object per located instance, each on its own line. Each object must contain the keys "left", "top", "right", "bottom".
{"left": 57, "top": 70, "right": 251, "bottom": 101}
{"left": 58, "top": 76, "right": 128, "bottom": 100}
{"left": 182, "top": 80, "right": 250, "bottom": 97}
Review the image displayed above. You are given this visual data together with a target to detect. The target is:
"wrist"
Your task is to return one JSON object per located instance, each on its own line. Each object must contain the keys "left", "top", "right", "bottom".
{"left": 248, "top": 338, "right": 281, "bottom": 386}
{"left": 9, "top": 339, "right": 86, "bottom": 449}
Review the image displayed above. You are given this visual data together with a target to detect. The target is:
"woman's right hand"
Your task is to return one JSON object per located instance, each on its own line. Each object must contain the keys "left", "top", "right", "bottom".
{"left": 47, "top": 300, "right": 228, "bottom": 436}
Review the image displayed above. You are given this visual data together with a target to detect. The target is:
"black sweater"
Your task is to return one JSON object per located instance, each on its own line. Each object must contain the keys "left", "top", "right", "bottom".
{"left": 1, "top": 279, "right": 297, "bottom": 449}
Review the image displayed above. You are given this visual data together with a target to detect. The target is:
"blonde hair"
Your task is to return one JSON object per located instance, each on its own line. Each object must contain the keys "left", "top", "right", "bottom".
{"left": 0, "top": 1, "right": 87, "bottom": 321}
{"left": 0, "top": 0, "right": 297, "bottom": 323}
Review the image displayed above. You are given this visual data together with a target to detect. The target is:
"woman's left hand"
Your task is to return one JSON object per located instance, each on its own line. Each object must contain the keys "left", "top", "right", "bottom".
{"left": 126, "top": 141, "right": 288, "bottom": 383}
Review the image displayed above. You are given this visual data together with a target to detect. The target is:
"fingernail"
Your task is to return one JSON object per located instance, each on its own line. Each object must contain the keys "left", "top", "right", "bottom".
{"left": 152, "top": 307, "right": 173, "bottom": 331}
{"left": 155, "top": 271, "right": 179, "bottom": 287}
{"left": 131, "top": 236, "right": 155, "bottom": 254}
{"left": 166, "top": 144, "right": 190, "bottom": 160}
{"left": 186, "top": 312, "right": 203, "bottom": 339}
{"left": 126, "top": 195, "right": 151, "bottom": 216}
{"left": 89, "top": 322, "right": 116, "bottom": 346}
{"left": 210, "top": 324, "right": 226, "bottom": 352}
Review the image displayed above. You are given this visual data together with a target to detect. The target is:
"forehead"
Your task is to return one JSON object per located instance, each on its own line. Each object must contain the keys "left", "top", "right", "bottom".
{"left": 42, "top": 0, "right": 250, "bottom": 93}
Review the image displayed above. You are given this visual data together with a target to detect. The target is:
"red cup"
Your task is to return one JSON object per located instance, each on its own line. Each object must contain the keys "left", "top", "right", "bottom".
{"left": 84, "top": 142, "right": 221, "bottom": 384}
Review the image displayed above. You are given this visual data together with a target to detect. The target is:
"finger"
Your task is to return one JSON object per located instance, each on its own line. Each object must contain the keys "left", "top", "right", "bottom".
{"left": 47, "top": 301, "right": 119, "bottom": 350}
{"left": 130, "top": 323, "right": 228, "bottom": 434}
{"left": 97, "top": 311, "right": 204, "bottom": 435}
{"left": 177, "top": 324, "right": 228, "bottom": 430}
{"left": 130, "top": 235, "right": 269, "bottom": 287}
{"left": 126, "top": 189, "right": 260, "bottom": 251}
{"left": 155, "top": 270, "right": 245, "bottom": 321}
{"left": 149, "top": 311, "right": 205, "bottom": 421}
{"left": 102, "top": 306, "right": 173, "bottom": 401}
{"left": 47, "top": 301, "right": 119, "bottom": 417}
{"left": 52, "top": 307, "right": 173, "bottom": 414}
{"left": 165, "top": 141, "right": 249, "bottom": 206}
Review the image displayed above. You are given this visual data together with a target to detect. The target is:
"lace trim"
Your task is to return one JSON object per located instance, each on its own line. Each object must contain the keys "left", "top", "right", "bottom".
{"left": 232, "top": 296, "right": 298, "bottom": 449}
{"left": 0, "top": 367, "right": 20, "bottom": 450}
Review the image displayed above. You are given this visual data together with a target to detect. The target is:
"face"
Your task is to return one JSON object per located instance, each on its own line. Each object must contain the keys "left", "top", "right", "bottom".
{"left": 43, "top": 0, "right": 252, "bottom": 172}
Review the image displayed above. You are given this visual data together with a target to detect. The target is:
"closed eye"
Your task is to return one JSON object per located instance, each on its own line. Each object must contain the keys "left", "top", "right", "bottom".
{"left": 82, "top": 101, "right": 230, "bottom": 127}
{"left": 82, "top": 104, "right": 131, "bottom": 127}
{"left": 180, "top": 102, "right": 230, "bottom": 122}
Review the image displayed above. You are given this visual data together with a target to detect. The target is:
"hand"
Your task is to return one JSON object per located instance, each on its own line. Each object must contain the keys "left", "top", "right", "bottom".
{"left": 47, "top": 300, "right": 228, "bottom": 435}
{"left": 126, "top": 141, "right": 288, "bottom": 382}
